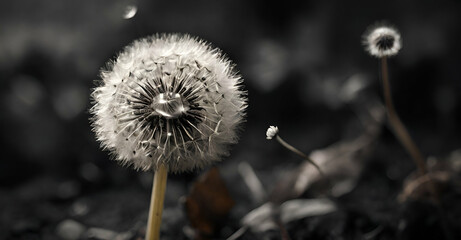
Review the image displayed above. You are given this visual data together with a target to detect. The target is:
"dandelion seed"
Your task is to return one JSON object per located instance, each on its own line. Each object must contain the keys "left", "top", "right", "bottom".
{"left": 363, "top": 24, "right": 401, "bottom": 58}
{"left": 90, "top": 34, "right": 247, "bottom": 173}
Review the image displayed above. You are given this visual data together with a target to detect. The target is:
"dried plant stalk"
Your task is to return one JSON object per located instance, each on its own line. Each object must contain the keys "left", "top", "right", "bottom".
{"left": 380, "top": 57, "right": 427, "bottom": 175}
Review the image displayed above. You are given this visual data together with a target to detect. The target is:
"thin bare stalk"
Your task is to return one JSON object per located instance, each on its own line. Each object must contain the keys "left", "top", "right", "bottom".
{"left": 380, "top": 57, "right": 441, "bottom": 205}
{"left": 380, "top": 57, "right": 427, "bottom": 176}
{"left": 145, "top": 164, "right": 168, "bottom": 240}
{"left": 275, "top": 135, "right": 324, "bottom": 176}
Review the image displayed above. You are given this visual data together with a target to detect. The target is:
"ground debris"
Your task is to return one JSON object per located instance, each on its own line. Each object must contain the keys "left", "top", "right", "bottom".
{"left": 185, "top": 167, "right": 235, "bottom": 240}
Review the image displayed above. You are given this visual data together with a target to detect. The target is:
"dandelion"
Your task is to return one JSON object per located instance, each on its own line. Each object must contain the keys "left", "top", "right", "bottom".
{"left": 90, "top": 33, "right": 247, "bottom": 240}
{"left": 266, "top": 126, "right": 323, "bottom": 175}
{"left": 363, "top": 24, "right": 401, "bottom": 58}
{"left": 91, "top": 34, "right": 247, "bottom": 172}
{"left": 362, "top": 22, "right": 438, "bottom": 204}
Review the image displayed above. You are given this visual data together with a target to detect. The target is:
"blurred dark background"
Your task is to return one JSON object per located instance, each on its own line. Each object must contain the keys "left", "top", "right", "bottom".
{"left": 1, "top": 0, "right": 461, "bottom": 239}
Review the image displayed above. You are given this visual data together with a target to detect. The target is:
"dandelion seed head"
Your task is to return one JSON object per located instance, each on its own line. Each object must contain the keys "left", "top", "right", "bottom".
{"left": 90, "top": 34, "right": 247, "bottom": 173}
{"left": 266, "top": 126, "right": 279, "bottom": 140}
{"left": 363, "top": 24, "right": 401, "bottom": 58}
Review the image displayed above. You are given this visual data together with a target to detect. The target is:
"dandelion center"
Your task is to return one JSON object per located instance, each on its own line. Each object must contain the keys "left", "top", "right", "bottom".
{"left": 376, "top": 35, "right": 395, "bottom": 51}
{"left": 152, "top": 92, "right": 190, "bottom": 119}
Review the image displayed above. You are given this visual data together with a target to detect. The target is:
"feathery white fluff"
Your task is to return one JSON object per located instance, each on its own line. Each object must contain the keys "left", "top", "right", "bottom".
{"left": 90, "top": 34, "right": 247, "bottom": 172}
{"left": 363, "top": 25, "right": 401, "bottom": 58}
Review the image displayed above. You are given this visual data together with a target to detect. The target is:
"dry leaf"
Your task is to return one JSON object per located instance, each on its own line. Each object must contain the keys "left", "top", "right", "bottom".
{"left": 398, "top": 171, "right": 451, "bottom": 202}
{"left": 239, "top": 198, "right": 337, "bottom": 234}
{"left": 238, "top": 161, "right": 267, "bottom": 204}
{"left": 185, "top": 167, "right": 235, "bottom": 240}
{"left": 398, "top": 152, "right": 461, "bottom": 202}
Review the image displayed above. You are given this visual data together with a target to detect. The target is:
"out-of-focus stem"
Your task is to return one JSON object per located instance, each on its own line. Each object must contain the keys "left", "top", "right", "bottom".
{"left": 275, "top": 135, "right": 323, "bottom": 175}
{"left": 381, "top": 57, "right": 441, "bottom": 205}
{"left": 380, "top": 57, "right": 427, "bottom": 176}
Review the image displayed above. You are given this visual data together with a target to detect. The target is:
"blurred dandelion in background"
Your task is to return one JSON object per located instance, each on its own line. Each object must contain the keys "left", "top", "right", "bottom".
{"left": 363, "top": 24, "right": 402, "bottom": 58}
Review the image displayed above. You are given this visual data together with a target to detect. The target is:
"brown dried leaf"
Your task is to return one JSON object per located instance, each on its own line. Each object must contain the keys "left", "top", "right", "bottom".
{"left": 398, "top": 152, "right": 461, "bottom": 202}
{"left": 237, "top": 198, "right": 337, "bottom": 235}
{"left": 185, "top": 167, "right": 235, "bottom": 240}
{"left": 398, "top": 171, "right": 451, "bottom": 202}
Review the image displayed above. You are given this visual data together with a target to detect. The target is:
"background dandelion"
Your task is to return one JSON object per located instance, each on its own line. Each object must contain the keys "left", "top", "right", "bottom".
{"left": 363, "top": 24, "right": 402, "bottom": 58}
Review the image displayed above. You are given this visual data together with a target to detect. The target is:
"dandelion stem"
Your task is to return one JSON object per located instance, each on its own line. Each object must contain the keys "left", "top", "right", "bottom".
{"left": 275, "top": 135, "right": 323, "bottom": 175}
{"left": 380, "top": 57, "right": 427, "bottom": 176}
{"left": 146, "top": 164, "right": 168, "bottom": 240}
{"left": 381, "top": 57, "right": 441, "bottom": 204}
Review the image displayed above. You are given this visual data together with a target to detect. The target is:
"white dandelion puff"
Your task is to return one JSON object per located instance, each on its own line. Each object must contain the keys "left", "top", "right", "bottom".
{"left": 363, "top": 23, "right": 401, "bottom": 58}
{"left": 90, "top": 33, "right": 247, "bottom": 173}
{"left": 266, "top": 126, "right": 279, "bottom": 140}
